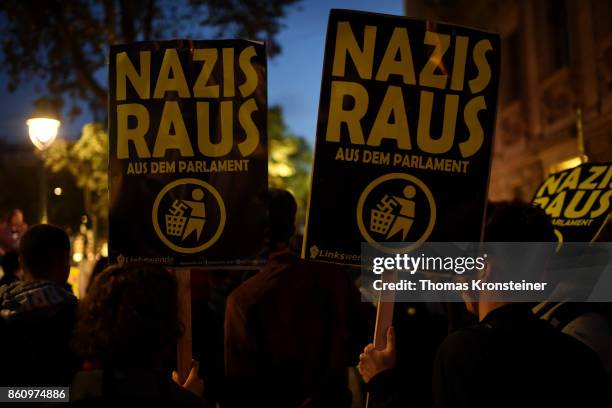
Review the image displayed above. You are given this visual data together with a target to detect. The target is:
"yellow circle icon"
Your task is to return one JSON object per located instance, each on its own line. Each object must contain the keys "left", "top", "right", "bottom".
{"left": 356, "top": 173, "right": 436, "bottom": 254}
{"left": 152, "top": 178, "right": 226, "bottom": 254}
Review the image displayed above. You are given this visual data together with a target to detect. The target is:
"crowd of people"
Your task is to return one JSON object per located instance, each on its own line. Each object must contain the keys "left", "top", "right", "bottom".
{"left": 0, "top": 194, "right": 610, "bottom": 407}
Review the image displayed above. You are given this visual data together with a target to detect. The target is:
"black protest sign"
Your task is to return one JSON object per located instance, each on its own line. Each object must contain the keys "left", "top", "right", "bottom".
{"left": 533, "top": 162, "right": 611, "bottom": 243}
{"left": 303, "top": 10, "right": 500, "bottom": 265}
{"left": 109, "top": 40, "right": 267, "bottom": 266}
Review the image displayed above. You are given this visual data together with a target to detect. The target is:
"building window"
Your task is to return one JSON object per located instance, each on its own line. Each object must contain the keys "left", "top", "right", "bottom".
{"left": 538, "top": 0, "right": 571, "bottom": 79}
{"left": 501, "top": 31, "right": 522, "bottom": 105}
{"left": 592, "top": 0, "right": 612, "bottom": 40}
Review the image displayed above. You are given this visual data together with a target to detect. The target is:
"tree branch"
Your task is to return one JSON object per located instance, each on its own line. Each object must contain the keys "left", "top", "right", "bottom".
{"left": 103, "top": 0, "right": 119, "bottom": 43}
{"left": 52, "top": 5, "right": 107, "bottom": 108}
{"left": 144, "top": 0, "right": 155, "bottom": 40}
{"left": 119, "top": 0, "right": 136, "bottom": 43}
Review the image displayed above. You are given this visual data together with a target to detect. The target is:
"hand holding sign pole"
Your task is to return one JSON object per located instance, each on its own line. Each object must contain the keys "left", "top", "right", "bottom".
{"left": 176, "top": 267, "right": 193, "bottom": 384}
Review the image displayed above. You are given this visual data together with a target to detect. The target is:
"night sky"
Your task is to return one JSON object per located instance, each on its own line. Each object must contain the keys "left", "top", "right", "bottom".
{"left": 0, "top": 0, "right": 403, "bottom": 146}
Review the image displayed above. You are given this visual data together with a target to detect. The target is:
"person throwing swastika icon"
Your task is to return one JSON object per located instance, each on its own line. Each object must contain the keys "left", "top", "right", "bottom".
{"left": 385, "top": 185, "right": 416, "bottom": 240}
{"left": 181, "top": 188, "right": 206, "bottom": 240}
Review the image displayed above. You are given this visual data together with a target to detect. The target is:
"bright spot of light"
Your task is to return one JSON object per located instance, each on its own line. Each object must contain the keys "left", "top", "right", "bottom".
{"left": 54, "top": 187, "right": 62, "bottom": 196}
{"left": 100, "top": 242, "right": 108, "bottom": 257}
{"left": 27, "top": 117, "right": 60, "bottom": 147}
{"left": 73, "top": 252, "right": 83, "bottom": 263}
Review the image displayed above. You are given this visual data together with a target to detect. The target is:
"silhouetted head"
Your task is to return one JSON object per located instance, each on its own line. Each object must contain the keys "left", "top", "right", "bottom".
{"left": 269, "top": 188, "right": 297, "bottom": 248}
{"left": 484, "top": 201, "right": 556, "bottom": 242}
{"left": 9, "top": 209, "right": 24, "bottom": 226}
{"left": 0, "top": 251, "right": 21, "bottom": 285}
{"left": 86, "top": 256, "right": 109, "bottom": 294}
{"left": 19, "top": 224, "right": 70, "bottom": 285}
{"left": 73, "top": 263, "right": 182, "bottom": 370}
{"left": 462, "top": 201, "right": 558, "bottom": 318}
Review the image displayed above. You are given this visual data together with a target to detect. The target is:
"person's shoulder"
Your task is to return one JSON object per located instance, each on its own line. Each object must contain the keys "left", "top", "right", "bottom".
{"left": 554, "top": 326, "right": 606, "bottom": 365}
{"left": 440, "top": 325, "right": 490, "bottom": 349}
{"left": 299, "top": 258, "right": 358, "bottom": 282}
{"left": 229, "top": 252, "right": 302, "bottom": 295}
{"left": 226, "top": 270, "right": 268, "bottom": 313}
{"left": 168, "top": 380, "right": 208, "bottom": 407}
{"left": 435, "top": 324, "right": 493, "bottom": 366}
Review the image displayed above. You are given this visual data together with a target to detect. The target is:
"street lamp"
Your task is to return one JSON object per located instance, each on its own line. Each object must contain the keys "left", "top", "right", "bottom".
{"left": 27, "top": 117, "right": 60, "bottom": 150}
{"left": 27, "top": 110, "right": 60, "bottom": 224}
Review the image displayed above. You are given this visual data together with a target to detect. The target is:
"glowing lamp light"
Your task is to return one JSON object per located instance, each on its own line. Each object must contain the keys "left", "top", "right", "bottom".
{"left": 27, "top": 117, "right": 60, "bottom": 150}
{"left": 100, "top": 242, "right": 109, "bottom": 258}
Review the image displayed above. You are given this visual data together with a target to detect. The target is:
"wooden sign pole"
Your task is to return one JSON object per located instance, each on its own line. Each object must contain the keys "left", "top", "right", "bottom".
{"left": 365, "top": 270, "right": 397, "bottom": 408}
{"left": 175, "top": 267, "right": 193, "bottom": 384}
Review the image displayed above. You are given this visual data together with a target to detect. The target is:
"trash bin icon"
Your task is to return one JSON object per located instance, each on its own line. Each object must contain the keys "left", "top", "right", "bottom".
{"left": 370, "top": 209, "right": 394, "bottom": 234}
{"left": 165, "top": 214, "right": 187, "bottom": 237}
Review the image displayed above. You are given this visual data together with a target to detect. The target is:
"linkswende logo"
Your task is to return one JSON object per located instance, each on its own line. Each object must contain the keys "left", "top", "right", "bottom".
{"left": 357, "top": 172, "right": 436, "bottom": 253}
{"left": 308, "top": 245, "right": 360, "bottom": 262}
{"left": 153, "top": 178, "right": 226, "bottom": 254}
{"left": 309, "top": 245, "right": 320, "bottom": 259}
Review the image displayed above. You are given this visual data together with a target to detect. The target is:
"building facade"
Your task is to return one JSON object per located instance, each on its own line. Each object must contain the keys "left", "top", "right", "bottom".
{"left": 406, "top": 0, "right": 612, "bottom": 201}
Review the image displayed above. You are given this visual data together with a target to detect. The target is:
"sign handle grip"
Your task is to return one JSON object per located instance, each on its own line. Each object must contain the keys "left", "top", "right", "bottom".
{"left": 175, "top": 267, "right": 193, "bottom": 384}
{"left": 365, "top": 270, "right": 397, "bottom": 408}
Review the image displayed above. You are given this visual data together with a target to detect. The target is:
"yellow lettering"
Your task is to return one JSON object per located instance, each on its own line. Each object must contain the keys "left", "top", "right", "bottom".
{"left": 579, "top": 166, "right": 606, "bottom": 189}
{"left": 153, "top": 101, "right": 194, "bottom": 157}
{"left": 368, "top": 86, "right": 410, "bottom": 149}
{"left": 450, "top": 36, "right": 469, "bottom": 91}
{"left": 116, "top": 51, "right": 151, "bottom": 101}
{"left": 598, "top": 166, "right": 612, "bottom": 189}
{"left": 117, "top": 104, "right": 150, "bottom": 159}
{"left": 223, "top": 48, "right": 235, "bottom": 97}
{"left": 326, "top": 81, "right": 368, "bottom": 144}
{"left": 417, "top": 91, "right": 458, "bottom": 154}
{"left": 564, "top": 191, "right": 601, "bottom": 219}
{"left": 557, "top": 167, "right": 581, "bottom": 193}
{"left": 469, "top": 39, "right": 492, "bottom": 93}
{"left": 375, "top": 27, "right": 416, "bottom": 84}
{"left": 238, "top": 98, "right": 260, "bottom": 156}
{"left": 460, "top": 96, "right": 486, "bottom": 158}
{"left": 545, "top": 192, "right": 565, "bottom": 218}
{"left": 419, "top": 32, "right": 449, "bottom": 90}
{"left": 591, "top": 190, "right": 612, "bottom": 218}
{"left": 153, "top": 49, "right": 190, "bottom": 98}
{"left": 193, "top": 48, "right": 219, "bottom": 98}
{"left": 332, "top": 22, "right": 376, "bottom": 79}
{"left": 239, "top": 46, "right": 258, "bottom": 97}
{"left": 197, "top": 101, "right": 232, "bottom": 157}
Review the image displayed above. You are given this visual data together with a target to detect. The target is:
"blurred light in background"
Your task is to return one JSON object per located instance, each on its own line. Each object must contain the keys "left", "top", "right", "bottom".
{"left": 548, "top": 156, "right": 582, "bottom": 175}
{"left": 100, "top": 242, "right": 108, "bottom": 258}
{"left": 27, "top": 117, "right": 60, "bottom": 150}
{"left": 53, "top": 187, "right": 63, "bottom": 196}
{"left": 67, "top": 266, "right": 80, "bottom": 299}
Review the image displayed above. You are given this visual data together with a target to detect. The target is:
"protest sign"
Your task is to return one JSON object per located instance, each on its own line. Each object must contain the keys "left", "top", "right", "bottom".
{"left": 108, "top": 39, "right": 268, "bottom": 266}
{"left": 533, "top": 162, "right": 611, "bottom": 243}
{"left": 303, "top": 10, "right": 500, "bottom": 265}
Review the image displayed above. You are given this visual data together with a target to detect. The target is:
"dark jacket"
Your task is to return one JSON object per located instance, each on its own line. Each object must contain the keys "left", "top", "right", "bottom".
{"left": 0, "top": 280, "right": 80, "bottom": 386}
{"left": 367, "top": 304, "right": 608, "bottom": 407}
{"left": 224, "top": 250, "right": 374, "bottom": 407}
{"left": 66, "top": 369, "right": 207, "bottom": 407}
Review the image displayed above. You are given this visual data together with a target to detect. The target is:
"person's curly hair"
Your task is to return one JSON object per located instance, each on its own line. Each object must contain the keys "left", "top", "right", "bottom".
{"left": 73, "top": 263, "right": 183, "bottom": 369}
